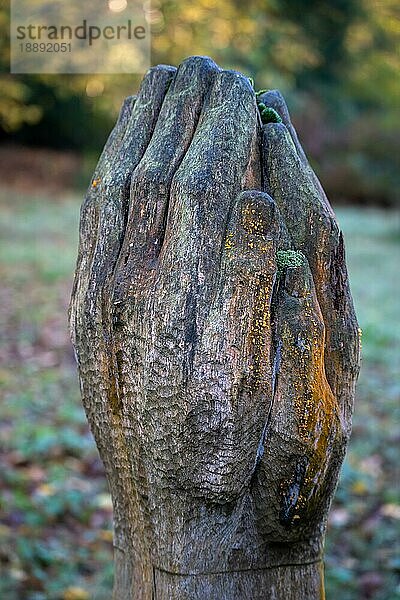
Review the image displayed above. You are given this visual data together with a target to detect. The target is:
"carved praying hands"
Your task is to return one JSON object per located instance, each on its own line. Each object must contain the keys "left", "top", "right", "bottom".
{"left": 70, "top": 56, "right": 360, "bottom": 599}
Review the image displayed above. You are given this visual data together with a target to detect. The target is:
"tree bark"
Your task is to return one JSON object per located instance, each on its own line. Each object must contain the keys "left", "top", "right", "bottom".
{"left": 69, "top": 56, "right": 360, "bottom": 600}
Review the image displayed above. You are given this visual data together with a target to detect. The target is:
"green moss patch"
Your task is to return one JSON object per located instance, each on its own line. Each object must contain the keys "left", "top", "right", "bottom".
{"left": 276, "top": 249, "right": 306, "bottom": 269}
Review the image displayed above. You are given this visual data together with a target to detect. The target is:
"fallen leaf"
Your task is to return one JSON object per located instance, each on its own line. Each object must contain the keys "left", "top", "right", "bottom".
{"left": 63, "top": 586, "right": 89, "bottom": 600}
{"left": 351, "top": 480, "right": 368, "bottom": 495}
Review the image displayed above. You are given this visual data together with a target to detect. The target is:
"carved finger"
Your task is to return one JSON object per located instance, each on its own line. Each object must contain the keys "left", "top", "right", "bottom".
{"left": 158, "top": 69, "right": 259, "bottom": 301}
{"left": 68, "top": 67, "right": 176, "bottom": 591}
{"left": 70, "top": 67, "right": 175, "bottom": 450}
{"left": 93, "top": 94, "right": 137, "bottom": 180}
{"left": 113, "top": 56, "right": 220, "bottom": 301}
{"left": 252, "top": 253, "right": 345, "bottom": 544}
{"left": 70, "top": 65, "right": 175, "bottom": 344}
{"left": 213, "top": 190, "right": 289, "bottom": 391}
{"left": 137, "top": 70, "right": 260, "bottom": 411}
{"left": 69, "top": 94, "right": 134, "bottom": 339}
{"left": 177, "top": 192, "right": 289, "bottom": 500}
{"left": 262, "top": 121, "right": 360, "bottom": 430}
{"left": 258, "top": 88, "right": 334, "bottom": 217}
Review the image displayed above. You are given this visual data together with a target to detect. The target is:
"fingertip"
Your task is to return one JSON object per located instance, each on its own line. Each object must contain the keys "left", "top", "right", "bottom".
{"left": 276, "top": 250, "right": 316, "bottom": 299}
{"left": 138, "top": 64, "right": 176, "bottom": 97}
{"left": 262, "top": 121, "right": 300, "bottom": 166}
{"left": 144, "top": 63, "right": 176, "bottom": 78}
{"left": 221, "top": 69, "right": 255, "bottom": 93}
{"left": 162, "top": 56, "right": 220, "bottom": 109}
{"left": 99, "top": 95, "right": 137, "bottom": 161}
{"left": 239, "top": 190, "right": 280, "bottom": 237}
{"left": 118, "top": 95, "right": 136, "bottom": 125}
{"left": 177, "top": 55, "right": 221, "bottom": 76}
{"left": 211, "top": 69, "right": 257, "bottom": 109}
{"left": 257, "top": 89, "right": 289, "bottom": 123}
{"left": 222, "top": 191, "right": 285, "bottom": 279}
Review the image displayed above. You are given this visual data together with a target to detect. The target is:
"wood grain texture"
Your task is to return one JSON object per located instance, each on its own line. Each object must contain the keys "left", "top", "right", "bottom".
{"left": 153, "top": 561, "right": 325, "bottom": 600}
{"left": 69, "top": 56, "right": 360, "bottom": 599}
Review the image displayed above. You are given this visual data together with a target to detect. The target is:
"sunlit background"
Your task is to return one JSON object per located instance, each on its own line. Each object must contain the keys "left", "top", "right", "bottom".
{"left": 0, "top": 1, "right": 399, "bottom": 598}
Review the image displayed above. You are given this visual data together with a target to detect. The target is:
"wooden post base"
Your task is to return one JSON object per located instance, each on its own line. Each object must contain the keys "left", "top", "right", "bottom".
{"left": 151, "top": 562, "right": 325, "bottom": 600}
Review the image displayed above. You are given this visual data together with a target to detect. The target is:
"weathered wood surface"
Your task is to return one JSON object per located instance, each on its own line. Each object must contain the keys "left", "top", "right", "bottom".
{"left": 69, "top": 56, "right": 360, "bottom": 599}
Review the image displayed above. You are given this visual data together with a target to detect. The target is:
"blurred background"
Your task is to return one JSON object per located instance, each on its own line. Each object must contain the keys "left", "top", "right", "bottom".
{"left": 0, "top": 0, "right": 399, "bottom": 598}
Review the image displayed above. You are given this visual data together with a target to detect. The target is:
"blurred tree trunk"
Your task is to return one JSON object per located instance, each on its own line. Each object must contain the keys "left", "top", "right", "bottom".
{"left": 69, "top": 57, "right": 360, "bottom": 600}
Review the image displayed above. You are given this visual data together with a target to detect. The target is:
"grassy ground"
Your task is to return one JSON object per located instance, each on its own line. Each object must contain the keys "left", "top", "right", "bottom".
{"left": 0, "top": 189, "right": 399, "bottom": 600}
